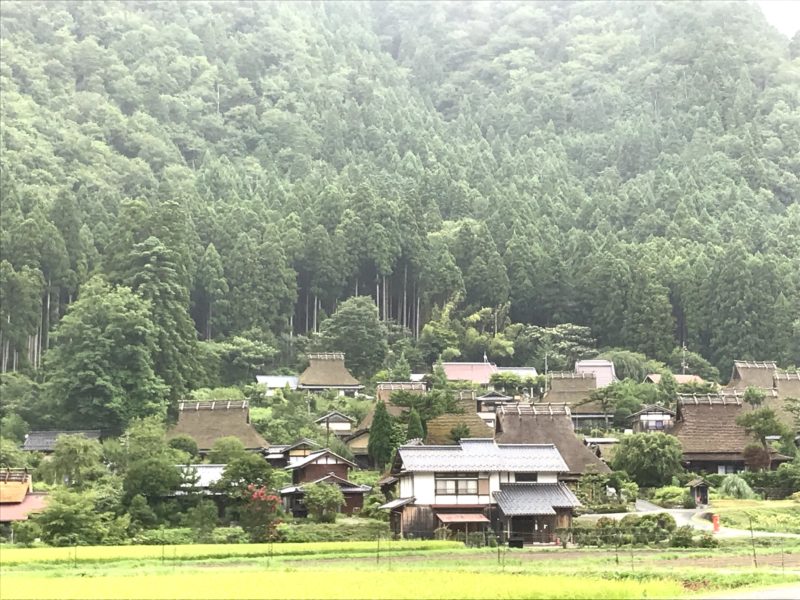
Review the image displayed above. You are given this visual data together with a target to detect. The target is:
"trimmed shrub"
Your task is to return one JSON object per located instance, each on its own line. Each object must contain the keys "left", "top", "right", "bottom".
{"left": 276, "top": 519, "right": 390, "bottom": 543}
{"left": 669, "top": 525, "right": 694, "bottom": 547}
{"left": 719, "top": 475, "right": 757, "bottom": 499}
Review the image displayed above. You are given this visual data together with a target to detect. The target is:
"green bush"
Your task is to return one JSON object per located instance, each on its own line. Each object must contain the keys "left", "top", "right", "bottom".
{"left": 276, "top": 519, "right": 390, "bottom": 543}
{"left": 12, "top": 520, "right": 41, "bottom": 547}
{"left": 719, "top": 475, "right": 757, "bottom": 499}
{"left": 651, "top": 486, "right": 686, "bottom": 508}
{"left": 695, "top": 532, "right": 718, "bottom": 548}
{"left": 669, "top": 525, "right": 694, "bottom": 547}
{"left": 133, "top": 526, "right": 249, "bottom": 545}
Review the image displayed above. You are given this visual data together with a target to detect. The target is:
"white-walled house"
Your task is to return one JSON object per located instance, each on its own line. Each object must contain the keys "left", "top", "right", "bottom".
{"left": 382, "top": 439, "right": 580, "bottom": 543}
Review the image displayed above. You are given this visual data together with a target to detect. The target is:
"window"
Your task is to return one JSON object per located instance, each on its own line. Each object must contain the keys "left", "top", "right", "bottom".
{"left": 435, "top": 473, "right": 480, "bottom": 495}
{"left": 515, "top": 473, "right": 538, "bottom": 482}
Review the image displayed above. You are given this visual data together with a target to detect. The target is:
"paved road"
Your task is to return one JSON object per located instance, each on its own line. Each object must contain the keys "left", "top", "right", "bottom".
{"left": 698, "top": 584, "right": 800, "bottom": 599}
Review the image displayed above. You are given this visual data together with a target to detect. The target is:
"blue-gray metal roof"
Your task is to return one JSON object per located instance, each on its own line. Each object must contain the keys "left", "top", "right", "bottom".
{"left": 493, "top": 483, "right": 580, "bottom": 516}
{"left": 398, "top": 439, "right": 568, "bottom": 473}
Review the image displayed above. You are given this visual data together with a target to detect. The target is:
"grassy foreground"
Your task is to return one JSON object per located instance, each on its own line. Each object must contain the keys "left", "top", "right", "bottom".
{"left": 0, "top": 570, "right": 683, "bottom": 599}
{"left": 712, "top": 499, "right": 800, "bottom": 534}
{"left": 0, "top": 540, "right": 462, "bottom": 566}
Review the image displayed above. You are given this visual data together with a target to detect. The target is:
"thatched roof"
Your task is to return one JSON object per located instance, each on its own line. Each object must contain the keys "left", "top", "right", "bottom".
{"left": 375, "top": 382, "right": 427, "bottom": 403}
{"left": 645, "top": 374, "right": 705, "bottom": 385}
{"left": 298, "top": 353, "right": 361, "bottom": 389}
{"left": 424, "top": 410, "right": 494, "bottom": 445}
{"left": 495, "top": 407, "right": 609, "bottom": 479}
{"left": 359, "top": 401, "right": 406, "bottom": 429}
{"left": 672, "top": 396, "right": 787, "bottom": 461}
{"left": 168, "top": 401, "right": 267, "bottom": 451}
{"left": 729, "top": 360, "right": 778, "bottom": 390}
{"left": 774, "top": 372, "right": 800, "bottom": 401}
{"left": 543, "top": 373, "right": 602, "bottom": 414}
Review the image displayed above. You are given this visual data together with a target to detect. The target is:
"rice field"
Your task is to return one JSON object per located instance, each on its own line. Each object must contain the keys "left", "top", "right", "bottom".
{"left": 0, "top": 569, "right": 684, "bottom": 599}
{"left": 0, "top": 539, "right": 462, "bottom": 566}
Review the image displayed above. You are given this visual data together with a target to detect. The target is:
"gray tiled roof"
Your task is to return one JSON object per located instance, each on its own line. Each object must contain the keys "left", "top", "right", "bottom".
{"left": 23, "top": 430, "right": 101, "bottom": 452}
{"left": 398, "top": 439, "right": 568, "bottom": 473}
{"left": 493, "top": 483, "right": 581, "bottom": 516}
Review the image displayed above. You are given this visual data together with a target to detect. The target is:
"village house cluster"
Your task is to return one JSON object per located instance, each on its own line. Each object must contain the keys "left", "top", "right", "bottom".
{"left": 4, "top": 354, "right": 797, "bottom": 543}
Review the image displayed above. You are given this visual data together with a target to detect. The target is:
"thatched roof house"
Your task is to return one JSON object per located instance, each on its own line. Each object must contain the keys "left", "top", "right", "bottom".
{"left": 375, "top": 381, "right": 427, "bottom": 403}
{"left": 644, "top": 374, "right": 706, "bottom": 385}
{"left": 542, "top": 373, "right": 605, "bottom": 428}
{"left": 774, "top": 372, "right": 800, "bottom": 401}
{"left": 298, "top": 353, "right": 362, "bottom": 394}
{"left": 424, "top": 407, "right": 495, "bottom": 445}
{"left": 728, "top": 360, "right": 778, "bottom": 390}
{"left": 671, "top": 393, "right": 790, "bottom": 473}
{"left": 168, "top": 401, "right": 268, "bottom": 452}
{"left": 494, "top": 404, "right": 609, "bottom": 481}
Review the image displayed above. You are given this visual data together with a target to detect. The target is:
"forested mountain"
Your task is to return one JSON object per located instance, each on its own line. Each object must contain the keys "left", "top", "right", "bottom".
{"left": 1, "top": 1, "right": 799, "bottom": 427}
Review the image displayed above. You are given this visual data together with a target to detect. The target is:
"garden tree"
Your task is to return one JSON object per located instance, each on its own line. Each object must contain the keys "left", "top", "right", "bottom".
{"left": 212, "top": 453, "right": 274, "bottom": 498}
{"left": 33, "top": 488, "right": 106, "bottom": 546}
{"left": 168, "top": 435, "right": 199, "bottom": 458}
{"left": 0, "top": 438, "right": 27, "bottom": 468}
{"left": 786, "top": 397, "right": 800, "bottom": 430}
{"left": 317, "top": 296, "right": 388, "bottom": 378}
{"left": 406, "top": 408, "right": 424, "bottom": 440}
{"left": 194, "top": 243, "right": 228, "bottom": 340}
{"left": 128, "top": 494, "right": 158, "bottom": 532}
{"left": 743, "top": 386, "right": 766, "bottom": 408}
{"left": 42, "top": 276, "right": 168, "bottom": 434}
{"left": 611, "top": 433, "right": 684, "bottom": 487}
{"left": 598, "top": 349, "right": 665, "bottom": 383}
{"left": 508, "top": 324, "right": 597, "bottom": 372}
{"left": 184, "top": 499, "right": 219, "bottom": 542}
{"left": 303, "top": 482, "right": 345, "bottom": 523}
{"left": 122, "top": 456, "right": 184, "bottom": 502}
{"left": 656, "top": 371, "right": 679, "bottom": 407}
{"left": 367, "top": 401, "right": 394, "bottom": 470}
{"left": 585, "top": 380, "right": 660, "bottom": 428}
{"left": 666, "top": 347, "right": 719, "bottom": 383}
{"left": 207, "top": 437, "right": 248, "bottom": 464}
{"left": 239, "top": 485, "right": 283, "bottom": 542}
{"left": 49, "top": 434, "right": 104, "bottom": 488}
{"left": 735, "top": 407, "right": 791, "bottom": 469}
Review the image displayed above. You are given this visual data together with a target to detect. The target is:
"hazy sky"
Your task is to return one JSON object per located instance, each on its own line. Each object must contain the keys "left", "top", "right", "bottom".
{"left": 757, "top": 0, "right": 800, "bottom": 37}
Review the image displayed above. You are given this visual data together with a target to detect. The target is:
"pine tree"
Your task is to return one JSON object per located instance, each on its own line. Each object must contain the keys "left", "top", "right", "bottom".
{"left": 405, "top": 408, "right": 424, "bottom": 441}
{"left": 367, "top": 401, "right": 394, "bottom": 470}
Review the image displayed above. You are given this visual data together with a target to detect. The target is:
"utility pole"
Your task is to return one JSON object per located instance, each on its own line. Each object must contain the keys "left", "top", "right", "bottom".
{"left": 681, "top": 343, "right": 688, "bottom": 374}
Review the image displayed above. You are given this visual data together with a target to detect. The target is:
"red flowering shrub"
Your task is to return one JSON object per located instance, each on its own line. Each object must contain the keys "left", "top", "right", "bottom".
{"left": 239, "top": 484, "right": 283, "bottom": 542}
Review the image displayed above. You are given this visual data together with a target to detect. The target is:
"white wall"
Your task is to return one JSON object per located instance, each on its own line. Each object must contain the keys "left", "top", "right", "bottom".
{"left": 538, "top": 472, "right": 557, "bottom": 484}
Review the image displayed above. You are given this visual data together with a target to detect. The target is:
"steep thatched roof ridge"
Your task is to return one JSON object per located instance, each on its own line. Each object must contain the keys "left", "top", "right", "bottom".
{"left": 495, "top": 411, "right": 609, "bottom": 478}
{"left": 543, "top": 374, "right": 601, "bottom": 414}
{"left": 424, "top": 411, "right": 494, "bottom": 445}
{"left": 168, "top": 403, "right": 267, "bottom": 451}
{"left": 299, "top": 354, "right": 361, "bottom": 387}
{"left": 359, "top": 401, "right": 406, "bottom": 429}
{"left": 729, "top": 360, "right": 778, "bottom": 389}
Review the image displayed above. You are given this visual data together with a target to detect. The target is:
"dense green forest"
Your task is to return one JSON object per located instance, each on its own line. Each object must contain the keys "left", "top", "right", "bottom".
{"left": 1, "top": 1, "right": 799, "bottom": 432}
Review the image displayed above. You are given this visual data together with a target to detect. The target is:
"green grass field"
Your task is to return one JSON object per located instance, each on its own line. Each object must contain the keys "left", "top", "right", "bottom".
{"left": 1, "top": 540, "right": 798, "bottom": 599}
{"left": 712, "top": 499, "right": 800, "bottom": 534}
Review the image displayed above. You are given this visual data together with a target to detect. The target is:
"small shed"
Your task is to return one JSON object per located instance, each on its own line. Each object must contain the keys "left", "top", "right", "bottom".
{"left": 687, "top": 477, "right": 710, "bottom": 506}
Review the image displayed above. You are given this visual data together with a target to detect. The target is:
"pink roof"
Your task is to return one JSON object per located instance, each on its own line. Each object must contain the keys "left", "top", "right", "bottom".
{"left": 441, "top": 362, "right": 497, "bottom": 385}
{"left": 0, "top": 492, "right": 48, "bottom": 522}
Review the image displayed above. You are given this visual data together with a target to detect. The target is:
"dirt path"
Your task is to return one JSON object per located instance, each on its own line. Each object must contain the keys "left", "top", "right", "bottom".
{"left": 697, "top": 583, "right": 800, "bottom": 599}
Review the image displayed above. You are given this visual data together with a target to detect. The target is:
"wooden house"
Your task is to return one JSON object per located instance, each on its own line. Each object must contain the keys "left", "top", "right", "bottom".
{"left": 0, "top": 470, "right": 48, "bottom": 524}
{"left": 494, "top": 404, "right": 610, "bottom": 482}
{"left": 315, "top": 411, "right": 355, "bottom": 436}
{"left": 382, "top": 439, "right": 579, "bottom": 543}
{"left": 23, "top": 430, "right": 101, "bottom": 453}
{"left": 264, "top": 438, "right": 321, "bottom": 468}
{"left": 298, "top": 353, "right": 362, "bottom": 396}
{"left": 628, "top": 404, "right": 676, "bottom": 433}
{"left": 671, "top": 393, "right": 791, "bottom": 474}
{"left": 279, "top": 449, "right": 369, "bottom": 516}
{"left": 255, "top": 375, "right": 298, "bottom": 397}
{"left": 345, "top": 400, "right": 408, "bottom": 468}
{"left": 167, "top": 401, "right": 268, "bottom": 454}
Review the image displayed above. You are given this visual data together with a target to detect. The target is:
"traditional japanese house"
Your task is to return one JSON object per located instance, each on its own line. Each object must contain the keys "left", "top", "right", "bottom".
{"left": 279, "top": 449, "right": 370, "bottom": 516}
{"left": 315, "top": 411, "right": 355, "bottom": 437}
{"left": 375, "top": 381, "right": 427, "bottom": 403}
{"left": 671, "top": 392, "right": 791, "bottom": 474}
{"left": 574, "top": 360, "right": 617, "bottom": 388}
{"left": 542, "top": 372, "right": 605, "bottom": 429}
{"left": 494, "top": 404, "right": 610, "bottom": 482}
{"left": 264, "top": 438, "right": 321, "bottom": 468}
{"left": 255, "top": 375, "right": 299, "bottom": 397}
{"left": 23, "top": 430, "right": 102, "bottom": 453}
{"left": 440, "top": 362, "right": 498, "bottom": 387}
{"left": 644, "top": 373, "right": 707, "bottom": 386}
{"left": 727, "top": 360, "right": 779, "bottom": 390}
{"left": 297, "top": 353, "right": 363, "bottom": 396}
{"left": 0, "top": 470, "right": 48, "bottom": 525}
{"left": 345, "top": 400, "right": 408, "bottom": 468}
{"left": 167, "top": 401, "right": 268, "bottom": 454}
{"left": 381, "top": 439, "right": 579, "bottom": 543}
{"left": 628, "top": 404, "right": 676, "bottom": 433}
{"left": 424, "top": 407, "right": 495, "bottom": 444}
